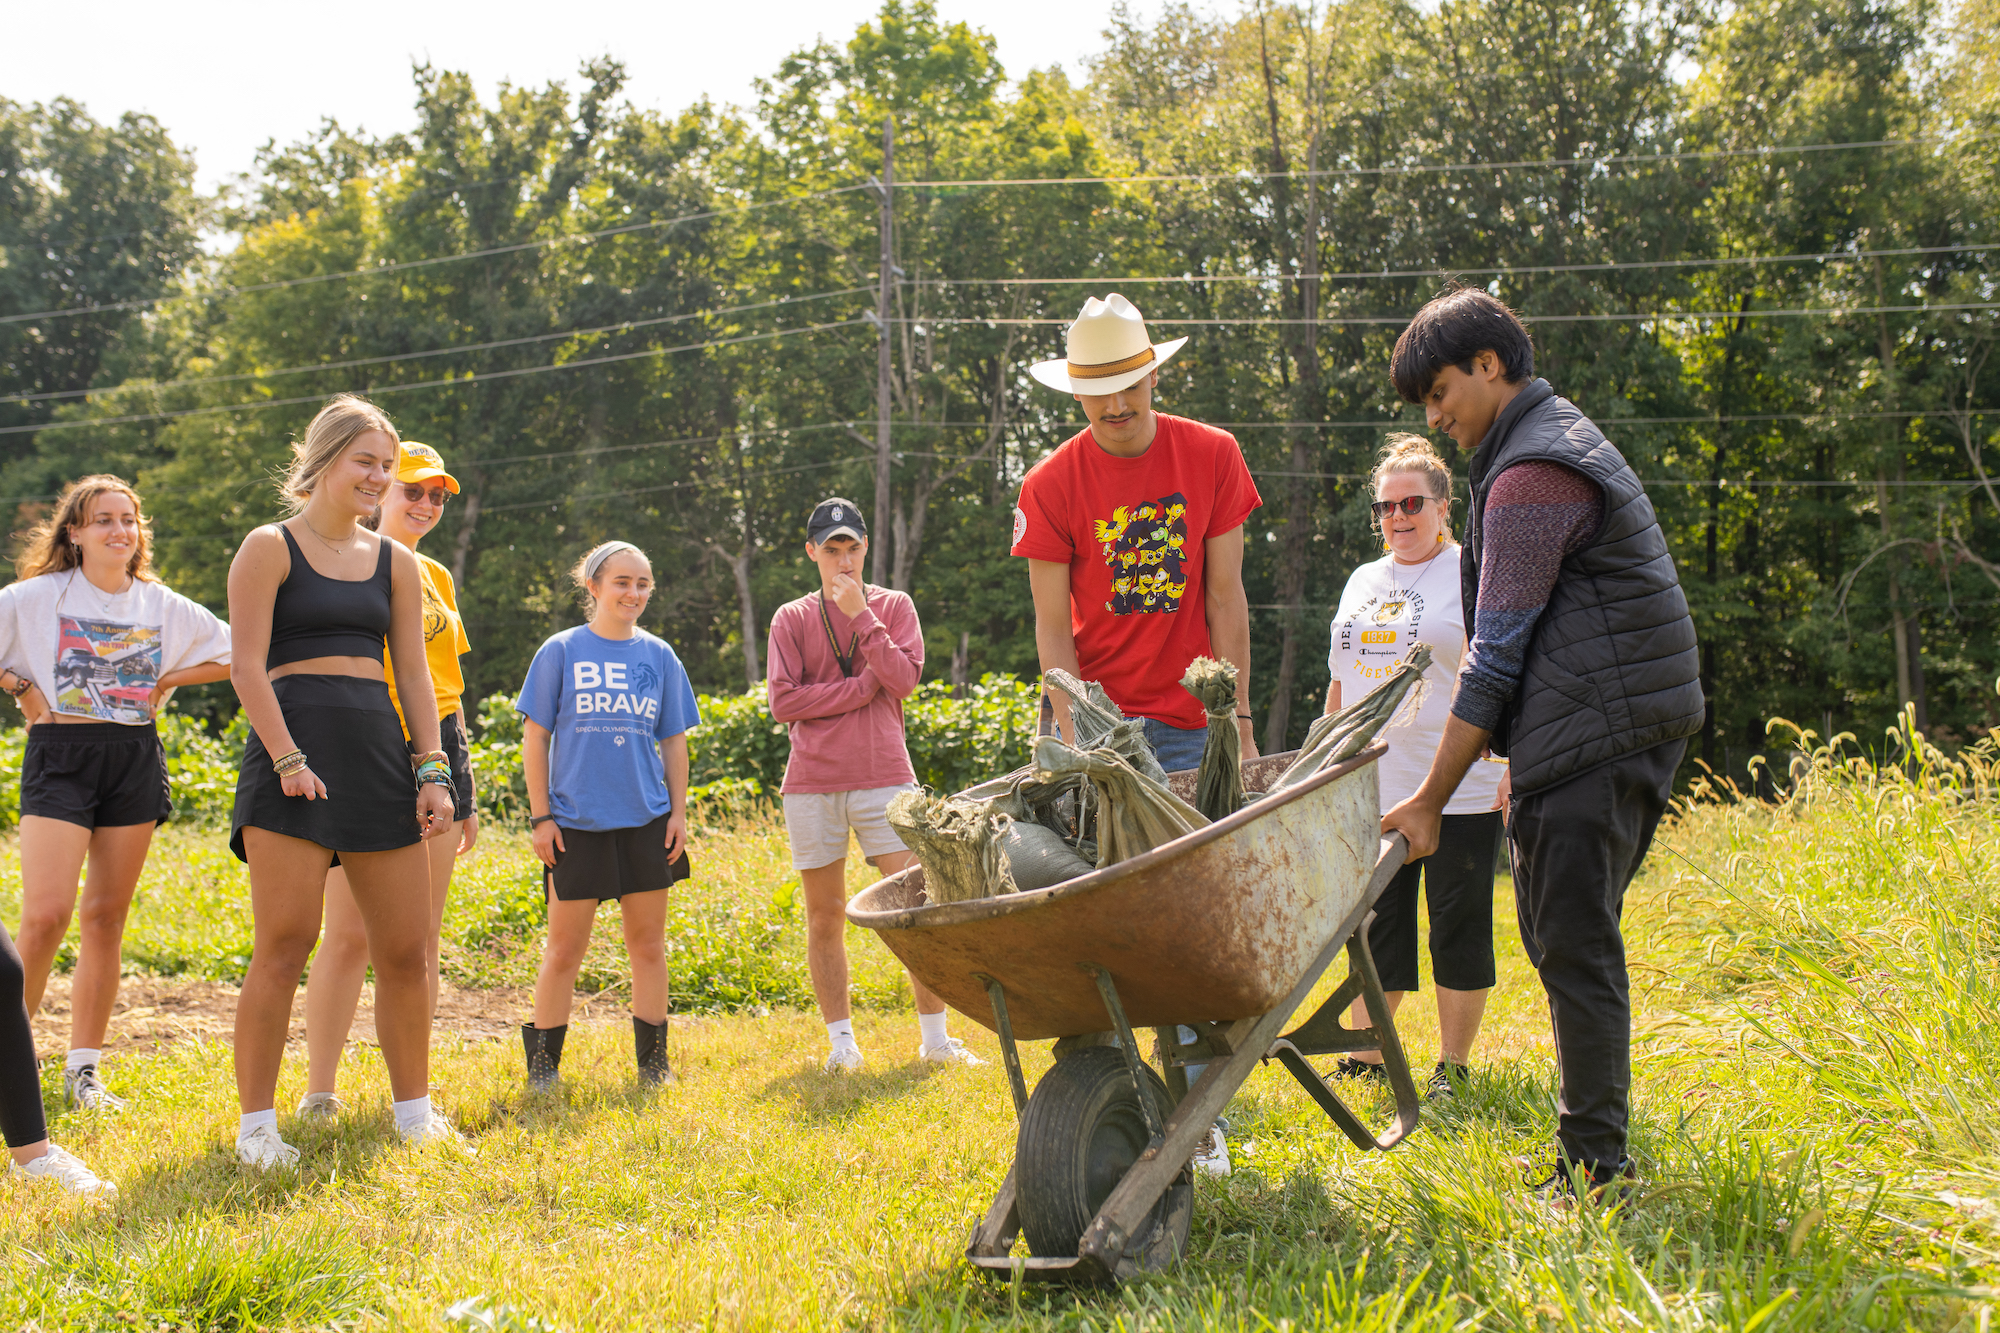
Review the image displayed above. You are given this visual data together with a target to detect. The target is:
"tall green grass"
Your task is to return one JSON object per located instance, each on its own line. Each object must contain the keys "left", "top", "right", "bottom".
{"left": 0, "top": 712, "right": 1994, "bottom": 1328}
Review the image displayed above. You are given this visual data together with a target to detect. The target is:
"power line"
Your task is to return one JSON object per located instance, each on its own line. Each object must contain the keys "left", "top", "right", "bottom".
{"left": 924, "top": 301, "right": 2000, "bottom": 328}
{"left": 0, "top": 186, "right": 868, "bottom": 327}
{"left": 0, "top": 318, "right": 869, "bottom": 437}
{"left": 0, "top": 287, "right": 872, "bottom": 407}
{"left": 4, "top": 136, "right": 1961, "bottom": 327}
{"left": 914, "top": 242, "right": 2000, "bottom": 287}
{"left": 1249, "top": 469, "right": 1985, "bottom": 487}
{"left": 898, "top": 136, "right": 1963, "bottom": 191}
{"left": 20, "top": 243, "right": 1991, "bottom": 413}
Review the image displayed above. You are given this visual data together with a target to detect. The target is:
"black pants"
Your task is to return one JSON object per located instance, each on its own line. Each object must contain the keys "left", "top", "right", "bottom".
{"left": 0, "top": 921, "right": 46, "bottom": 1150}
{"left": 1510, "top": 738, "right": 1684, "bottom": 1173}
{"left": 1368, "top": 809, "right": 1503, "bottom": 992}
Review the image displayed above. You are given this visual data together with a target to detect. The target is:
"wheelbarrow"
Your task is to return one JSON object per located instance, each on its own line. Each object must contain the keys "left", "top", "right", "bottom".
{"left": 845, "top": 741, "right": 1419, "bottom": 1285}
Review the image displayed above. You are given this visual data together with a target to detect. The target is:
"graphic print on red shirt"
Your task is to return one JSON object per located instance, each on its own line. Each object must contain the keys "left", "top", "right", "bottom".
{"left": 1095, "top": 494, "right": 1191, "bottom": 615}
{"left": 1011, "top": 414, "right": 1261, "bottom": 729}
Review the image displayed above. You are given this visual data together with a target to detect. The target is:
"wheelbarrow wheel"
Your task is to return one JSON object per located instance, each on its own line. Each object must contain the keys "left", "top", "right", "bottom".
{"left": 1015, "top": 1046, "right": 1192, "bottom": 1264}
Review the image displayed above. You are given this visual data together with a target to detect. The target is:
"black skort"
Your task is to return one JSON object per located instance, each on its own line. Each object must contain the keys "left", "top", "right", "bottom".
{"left": 21, "top": 721, "right": 171, "bottom": 830}
{"left": 545, "top": 814, "right": 691, "bottom": 902}
{"left": 229, "top": 674, "right": 425, "bottom": 863}
{"left": 436, "top": 710, "right": 475, "bottom": 823}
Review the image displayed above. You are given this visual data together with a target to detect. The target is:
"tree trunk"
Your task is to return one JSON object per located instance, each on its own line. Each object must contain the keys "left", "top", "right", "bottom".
{"left": 951, "top": 631, "right": 969, "bottom": 699}
{"left": 1873, "top": 258, "right": 1926, "bottom": 731}
{"left": 449, "top": 474, "right": 482, "bottom": 589}
{"left": 1256, "top": 6, "right": 1324, "bottom": 755}
{"left": 707, "top": 535, "right": 761, "bottom": 689}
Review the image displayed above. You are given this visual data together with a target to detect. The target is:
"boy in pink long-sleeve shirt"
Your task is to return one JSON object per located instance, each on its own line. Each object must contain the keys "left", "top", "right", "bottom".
{"left": 766, "top": 498, "right": 981, "bottom": 1074}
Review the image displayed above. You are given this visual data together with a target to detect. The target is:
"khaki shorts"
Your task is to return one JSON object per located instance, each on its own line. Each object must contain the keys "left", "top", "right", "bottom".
{"left": 783, "top": 784, "right": 918, "bottom": 871}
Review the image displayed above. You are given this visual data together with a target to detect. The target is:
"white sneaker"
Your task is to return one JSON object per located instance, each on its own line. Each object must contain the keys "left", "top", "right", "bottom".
{"left": 63, "top": 1064, "right": 126, "bottom": 1111}
{"left": 918, "top": 1037, "right": 986, "bottom": 1067}
{"left": 15, "top": 1144, "right": 116, "bottom": 1197}
{"left": 295, "top": 1091, "right": 345, "bottom": 1119}
{"left": 1193, "top": 1123, "right": 1232, "bottom": 1178}
{"left": 236, "top": 1123, "right": 299, "bottom": 1171}
{"left": 401, "top": 1108, "right": 472, "bottom": 1152}
{"left": 824, "top": 1044, "right": 865, "bottom": 1074}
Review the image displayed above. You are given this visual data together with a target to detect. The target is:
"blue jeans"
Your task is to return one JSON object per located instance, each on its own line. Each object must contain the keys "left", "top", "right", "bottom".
{"left": 1140, "top": 716, "right": 1217, "bottom": 1087}
{"left": 1142, "top": 717, "right": 1209, "bottom": 775}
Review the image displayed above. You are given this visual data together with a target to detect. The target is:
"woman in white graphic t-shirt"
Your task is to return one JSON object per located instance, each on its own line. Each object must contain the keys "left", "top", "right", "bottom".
{"left": 1324, "top": 434, "right": 1506, "bottom": 1099}
{"left": 0, "top": 475, "right": 232, "bottom": 1122}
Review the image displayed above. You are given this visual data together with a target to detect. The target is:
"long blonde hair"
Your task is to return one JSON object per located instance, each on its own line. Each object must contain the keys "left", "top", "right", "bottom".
{"left": 14, "top": 474, "right": 160, "bottom": 582}
{"left": 1372, "top": 432, "right": 1456, "bottom": 537}
{"left": 282, "top": 394, "right": 400, "bottom": 514}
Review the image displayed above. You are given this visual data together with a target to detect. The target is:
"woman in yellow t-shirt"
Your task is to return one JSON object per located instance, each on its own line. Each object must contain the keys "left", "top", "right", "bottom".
{"left": 299, "top": 442, "right": 477, "bottom": 1115}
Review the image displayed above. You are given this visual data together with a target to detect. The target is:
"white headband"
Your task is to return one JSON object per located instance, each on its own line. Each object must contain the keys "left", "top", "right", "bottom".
{"left": 583, "top": 541, "right": 642, "bottom": 581}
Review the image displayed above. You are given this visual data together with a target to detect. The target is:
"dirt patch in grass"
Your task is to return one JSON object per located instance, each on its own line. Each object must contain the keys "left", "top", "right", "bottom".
{"left": 28, "top": 974, "right": 652, "bottom": 1055}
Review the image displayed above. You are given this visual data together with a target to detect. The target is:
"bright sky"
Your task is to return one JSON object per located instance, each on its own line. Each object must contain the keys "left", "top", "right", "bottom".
{"left": 3, "top": 0, "right": 1161, "bottom": 196}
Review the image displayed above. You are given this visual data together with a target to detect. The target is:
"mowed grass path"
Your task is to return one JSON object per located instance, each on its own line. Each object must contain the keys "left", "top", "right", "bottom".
{"left": 1, "top": 734, "right": 1996, "bottom": 1330}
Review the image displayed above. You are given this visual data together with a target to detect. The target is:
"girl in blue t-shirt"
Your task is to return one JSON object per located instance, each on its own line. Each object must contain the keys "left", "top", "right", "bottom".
{"left": 517, "top": 541, "right": 702, "bottom": 1088}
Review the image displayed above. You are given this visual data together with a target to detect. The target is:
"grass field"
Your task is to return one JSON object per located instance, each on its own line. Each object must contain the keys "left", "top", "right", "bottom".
{"left": 1, "top": 720, "right": 1997, "bottom": 1330}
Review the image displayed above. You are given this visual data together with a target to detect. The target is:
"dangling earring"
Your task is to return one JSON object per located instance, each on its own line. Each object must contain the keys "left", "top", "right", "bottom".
{"left": 1436, "top": 532, "right": 1444, "bottom": 545}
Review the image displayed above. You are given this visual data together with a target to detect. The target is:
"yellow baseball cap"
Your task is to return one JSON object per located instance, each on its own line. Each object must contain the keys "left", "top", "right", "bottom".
{"left": 397, "top": 441, "right": 460, "bottom": 493}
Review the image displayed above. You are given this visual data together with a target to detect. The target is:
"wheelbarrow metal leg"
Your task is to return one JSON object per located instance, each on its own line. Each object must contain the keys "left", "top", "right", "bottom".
{"left": 1270, "top": 928, "right": 1421, "bottom": 1149}
{"left": 976, "top": 973, "right": 1029, "bottom": 1118}
{"left": 1075, "top": 835, "right": 1410, "bottom": 1272}
{"left": 966, "top": 1164, "right": 1022, "bottom": 1259}
{"left": 1082, "top": 964, "right": 1166, "bottom": 1141}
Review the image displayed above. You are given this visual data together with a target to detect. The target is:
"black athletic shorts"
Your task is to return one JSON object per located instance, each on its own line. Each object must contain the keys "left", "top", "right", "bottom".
{"left": 431, "top": 710, "right": 476, "bottom": 822}
{"left": 544, "top": 814, "right": 691, "bottom": 902}
{"left": 21, "top": 721, "right": 172, "bottom": 830}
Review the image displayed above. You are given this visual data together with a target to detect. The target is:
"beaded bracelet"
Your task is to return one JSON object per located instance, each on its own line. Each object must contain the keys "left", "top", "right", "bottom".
{"left": 2, "top": 673, "right": 30, "bottom": 700}
{"left": 271, "top": 748, "right": 307, "bottom": 775}
{"left": 418, "top": 772, "right": 455, "bottom": 790}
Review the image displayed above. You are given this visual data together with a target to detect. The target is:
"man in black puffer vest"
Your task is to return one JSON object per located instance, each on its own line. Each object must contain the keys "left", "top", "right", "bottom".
{"left": 1380, "top": 290, "right": 1703, "bottom": 1200}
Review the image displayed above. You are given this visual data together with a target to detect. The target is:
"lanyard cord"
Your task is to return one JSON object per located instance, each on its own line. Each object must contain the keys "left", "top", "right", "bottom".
{"left": 818, "top": 591, "right": 862, "bottom": 678}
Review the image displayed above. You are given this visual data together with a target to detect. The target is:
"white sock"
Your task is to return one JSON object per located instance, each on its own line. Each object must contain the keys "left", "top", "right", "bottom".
{"left": 826, "top": 1019, "right": 857, "bottom": 1051}
{"left": 65, "top": 1048, "right": 101, "bottom": 1072}
{"left": 238, "top": 1108, "right": 278, "bottom": 1140}
{"left": 918, "top": 1010, "right": 949, "bottom": 1051}
{"left": 392, "top": 1095, "right": 432, "bottom": 1135}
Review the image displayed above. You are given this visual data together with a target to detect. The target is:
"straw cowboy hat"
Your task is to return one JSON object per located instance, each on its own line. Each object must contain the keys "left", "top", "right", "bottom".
{"left": 1029, "top": 293, "right": 1189, "bottom": 395}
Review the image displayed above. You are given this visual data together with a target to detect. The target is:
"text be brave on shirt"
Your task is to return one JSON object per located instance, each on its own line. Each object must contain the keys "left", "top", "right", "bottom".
{"left": 569, "top": 660, "right": 662, "bottom": 719}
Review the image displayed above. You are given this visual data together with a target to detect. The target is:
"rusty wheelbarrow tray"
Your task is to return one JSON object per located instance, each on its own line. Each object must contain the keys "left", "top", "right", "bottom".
{"left": 845, "top": 742, "right": 1419, "bottom": 1285}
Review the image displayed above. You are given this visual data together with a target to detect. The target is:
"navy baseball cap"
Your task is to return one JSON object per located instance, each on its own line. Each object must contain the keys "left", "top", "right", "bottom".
{"left": 808, "top": 497, "right": 867, "bottom": 545}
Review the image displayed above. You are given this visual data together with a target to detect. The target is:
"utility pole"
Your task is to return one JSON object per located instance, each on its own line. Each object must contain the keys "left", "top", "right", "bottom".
{"left": 869, "top": 116, "right": 895, "bottom": 588}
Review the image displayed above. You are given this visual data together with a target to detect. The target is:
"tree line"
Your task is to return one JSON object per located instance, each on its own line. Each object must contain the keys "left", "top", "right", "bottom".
{"left": 2, "top": 0, "right": 1996, "bottom": 776}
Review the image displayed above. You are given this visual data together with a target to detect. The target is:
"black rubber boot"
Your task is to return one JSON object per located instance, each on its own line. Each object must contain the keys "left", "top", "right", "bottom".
{"left": 633, "top": 1016, "right": 673, "bottom": 1086}
{"left": 522, "top": 1022, "right": 566, "bottom": 1090}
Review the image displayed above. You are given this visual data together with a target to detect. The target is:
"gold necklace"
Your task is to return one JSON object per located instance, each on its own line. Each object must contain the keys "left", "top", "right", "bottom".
{"left": 300, "top": 516, "right": 354, "bottom": 556}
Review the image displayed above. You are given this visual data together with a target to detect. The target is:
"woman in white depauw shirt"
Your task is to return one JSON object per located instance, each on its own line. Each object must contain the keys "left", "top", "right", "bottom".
{"left": 1324, "top": 434, "right": 1505, "bottom": 1097}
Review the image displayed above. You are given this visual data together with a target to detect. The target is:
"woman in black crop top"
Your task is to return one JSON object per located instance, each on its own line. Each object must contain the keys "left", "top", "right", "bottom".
{"left": 225, "top": 393, "right": 463, "bottom": 1169}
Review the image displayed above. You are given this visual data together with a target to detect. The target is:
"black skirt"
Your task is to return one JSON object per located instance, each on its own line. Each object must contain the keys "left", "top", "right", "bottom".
{"left": 230, "top": 674, "right": 424, "bottom": 862}
{"left": 545, "top": 814, "right": 692, "bottom": 902}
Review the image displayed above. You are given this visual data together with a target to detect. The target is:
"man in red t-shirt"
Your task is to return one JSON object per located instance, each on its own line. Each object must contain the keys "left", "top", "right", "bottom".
{"left": 1010, "top": 292, "right": 1262, "bottom": 1179}
{"left": 1011, "top": 293, "right": 1263, "bottom": 773}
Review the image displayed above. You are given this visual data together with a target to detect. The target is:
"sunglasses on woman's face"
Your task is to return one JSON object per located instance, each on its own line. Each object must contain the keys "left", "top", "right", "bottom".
{"left": 1370, "top": 495, "right": 1431, "bottom": 519}
{"left": 400, "top": 484, "right": 450, "bottom": 507}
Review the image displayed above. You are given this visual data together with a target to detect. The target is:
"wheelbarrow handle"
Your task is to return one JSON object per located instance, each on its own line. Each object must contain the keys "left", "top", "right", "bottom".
{"left": 1367, "top": 832, "right": 1410, "bottom": 909}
